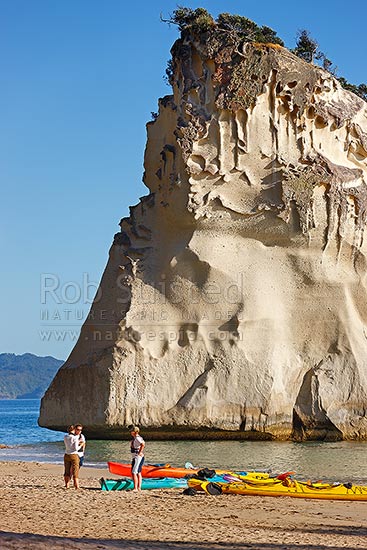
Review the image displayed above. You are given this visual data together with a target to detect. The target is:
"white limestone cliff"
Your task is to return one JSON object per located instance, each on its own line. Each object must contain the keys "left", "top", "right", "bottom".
{"left": 39, "top": 30, "right": 367, "bottom": 440}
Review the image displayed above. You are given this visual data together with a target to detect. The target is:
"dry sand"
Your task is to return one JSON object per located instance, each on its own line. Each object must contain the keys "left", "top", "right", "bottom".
{"left": 0, "top": 461, "right": 366, "bottom": 549}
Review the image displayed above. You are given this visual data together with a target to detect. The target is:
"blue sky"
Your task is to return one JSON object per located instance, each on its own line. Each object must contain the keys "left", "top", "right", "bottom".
{"left": 1, "top": 0, "right": 366, "bottom": 360}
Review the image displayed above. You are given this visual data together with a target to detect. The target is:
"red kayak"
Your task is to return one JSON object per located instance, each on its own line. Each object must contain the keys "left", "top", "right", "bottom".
{"left": 108, "top": 461, "right": 197, "bottom": 478}
{"left": 107, "top": 462, "right": 272, "bottom": 480}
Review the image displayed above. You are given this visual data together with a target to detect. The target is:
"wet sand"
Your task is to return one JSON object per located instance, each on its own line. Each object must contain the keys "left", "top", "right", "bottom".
{"left": 0, "top": 461, "right": 366, "bottom": 549}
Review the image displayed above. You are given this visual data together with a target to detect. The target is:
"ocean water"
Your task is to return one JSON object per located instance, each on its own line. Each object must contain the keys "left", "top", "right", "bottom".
{"left": 0, "top": 399, "right": 367, "bottom": 484}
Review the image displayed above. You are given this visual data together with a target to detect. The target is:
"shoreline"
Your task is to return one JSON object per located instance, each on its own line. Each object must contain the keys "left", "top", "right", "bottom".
{"left": 0, "top": 461, "right": 366, "bottom": 550}
{"left": 0, "top": 457, "right": 111, "bottom": 468}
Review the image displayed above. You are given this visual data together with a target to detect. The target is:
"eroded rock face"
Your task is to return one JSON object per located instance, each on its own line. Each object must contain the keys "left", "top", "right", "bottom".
{"left": 39, "top": 30, "right": 367, "bottom": 440}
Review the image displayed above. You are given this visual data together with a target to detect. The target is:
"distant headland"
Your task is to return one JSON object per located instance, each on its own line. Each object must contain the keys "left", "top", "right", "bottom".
{"left": 0, "top": 353, "right": 63, "bottom": 399}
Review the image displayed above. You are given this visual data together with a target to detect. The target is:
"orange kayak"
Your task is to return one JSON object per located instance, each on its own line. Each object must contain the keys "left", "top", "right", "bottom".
{"left": 108, "top": 461, "right": 199, "bottom": 478}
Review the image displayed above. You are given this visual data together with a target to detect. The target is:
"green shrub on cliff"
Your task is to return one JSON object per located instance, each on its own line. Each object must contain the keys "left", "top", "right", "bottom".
{"left": 337, "top": 78, "right": 367, "bottom": 101}
{"left": 217, "top": 13, "right": 284, "bottom": 46}
{"left": 166, "top": 7, "right": 215, "bottom": 33}
{"left": 165, "top": 7, "right": 283, "bottom": 46}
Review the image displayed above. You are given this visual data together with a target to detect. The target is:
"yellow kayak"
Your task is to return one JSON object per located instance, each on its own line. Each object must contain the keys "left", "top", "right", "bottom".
{"left": 188, "top": 477, "right": 367, "bottom": 501}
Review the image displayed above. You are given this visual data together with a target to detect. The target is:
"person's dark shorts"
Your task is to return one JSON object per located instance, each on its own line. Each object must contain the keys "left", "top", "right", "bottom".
{"left": 79, "top": 455, "right": 84, "bottom": 467}
{"left": 131, "top": 455, "right": 145, "bottom": 474}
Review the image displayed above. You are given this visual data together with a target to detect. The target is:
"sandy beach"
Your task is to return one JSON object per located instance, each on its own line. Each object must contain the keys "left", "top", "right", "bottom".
{"left": 0, "top": 461, "right": 366, "bottom": 549}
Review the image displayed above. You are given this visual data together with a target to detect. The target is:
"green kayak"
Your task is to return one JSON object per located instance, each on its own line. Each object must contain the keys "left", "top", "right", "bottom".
{"left": 100, "top": 477, "right": 188, "bottom": 491}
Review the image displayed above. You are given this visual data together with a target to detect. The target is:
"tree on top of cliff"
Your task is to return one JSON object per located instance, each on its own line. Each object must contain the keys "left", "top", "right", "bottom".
{"left": 162, "top": 7, "right": 283, "bottom": 46}
{"left": 216, "top": 13, "right": 284, "bottom": 45}
{"left": 293, "top": 29, "right": 319, "bottom": 64}
{"left": 292, "top": 29, "right": 335, "bottom": 73}
{"left": 293, "top": 30, "right": 335, "bottom": 73}
{"left": 163, "top": 7, "right": 215, "bottom": 33}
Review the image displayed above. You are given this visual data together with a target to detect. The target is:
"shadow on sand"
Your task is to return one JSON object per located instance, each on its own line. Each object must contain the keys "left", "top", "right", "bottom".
{"left": 0, "top": 531, "right": 364, "bottom": 550}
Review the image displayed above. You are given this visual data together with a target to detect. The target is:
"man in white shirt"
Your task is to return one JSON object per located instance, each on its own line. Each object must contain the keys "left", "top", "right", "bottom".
{"left": 130, "top": 426, "right": 145, "bottom": 491}
{"left": 63, "top": 425, "right": 81, "bottom": 489}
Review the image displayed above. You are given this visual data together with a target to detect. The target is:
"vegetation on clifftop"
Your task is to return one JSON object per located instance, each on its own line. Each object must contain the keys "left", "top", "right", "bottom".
{"left": 163, "top": 7, "right": 283, "bottom": 45}
{"left": 162, "top": 6, "right": 367, "bottom": 102}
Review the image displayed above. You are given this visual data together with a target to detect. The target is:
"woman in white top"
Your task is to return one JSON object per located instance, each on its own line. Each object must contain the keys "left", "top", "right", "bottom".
{"left": 130, "top": 426, "right": 145, "bottom": 491}
{"left": 63, "top": 425, "right": 81, "bottom": 489}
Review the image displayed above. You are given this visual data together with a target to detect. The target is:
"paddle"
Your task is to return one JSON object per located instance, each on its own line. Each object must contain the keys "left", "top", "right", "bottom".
{"left": 222, "top": 471, "right": 295, "bottom": 483}
{"left": 223, "top": 473, "right": 242, "bottom": 482}
{"left": 276, "top": 471, "right": 295, "bottom": 481}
